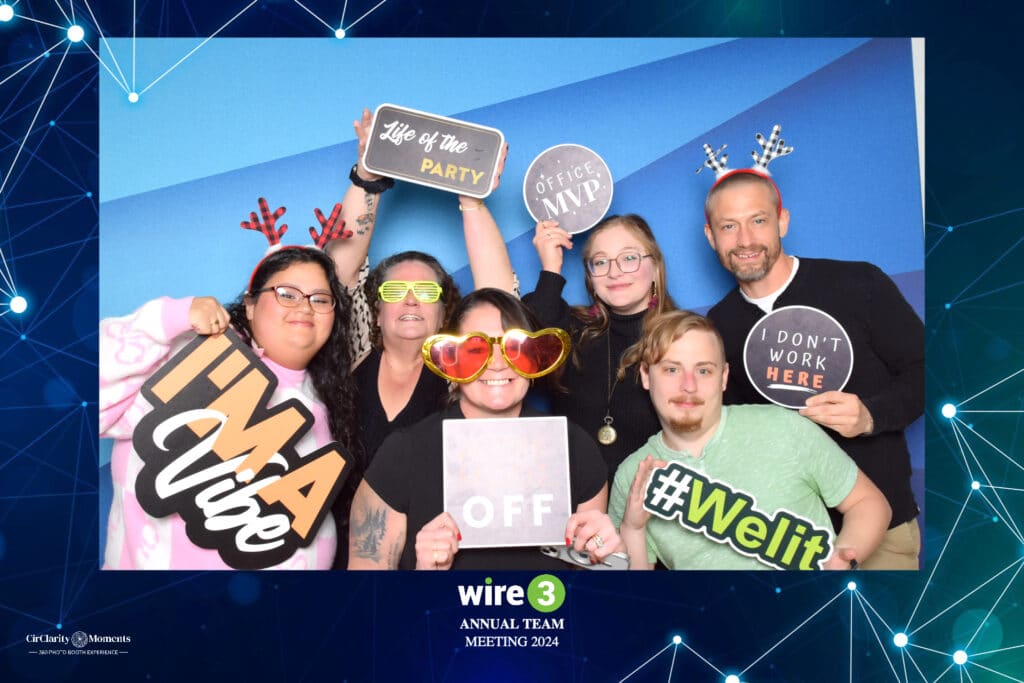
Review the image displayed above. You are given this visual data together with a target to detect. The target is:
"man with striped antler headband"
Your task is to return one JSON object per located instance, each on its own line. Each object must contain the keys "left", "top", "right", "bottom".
{"left": 699, "top": 125, "right": 924, "bottom": 570}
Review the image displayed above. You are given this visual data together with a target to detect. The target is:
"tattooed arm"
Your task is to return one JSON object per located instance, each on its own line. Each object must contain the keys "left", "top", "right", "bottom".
{"left": 328, "top": 108, "right": 384, "bottom": 289}
{"left": 347, "top": 480, "right": 406, "bottom": 570}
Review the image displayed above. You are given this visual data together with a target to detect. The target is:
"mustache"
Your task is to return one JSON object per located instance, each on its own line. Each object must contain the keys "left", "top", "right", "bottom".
{"left": 669, "top": 395, "right": 705, "bottom": 405}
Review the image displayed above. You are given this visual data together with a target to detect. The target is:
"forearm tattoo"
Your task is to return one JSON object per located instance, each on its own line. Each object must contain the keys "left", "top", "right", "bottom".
{"left": 355, "top": 194, "right": 377, "bottom": 236}
{"left": 352, "top": 500, "right": 388, "bottom": 561}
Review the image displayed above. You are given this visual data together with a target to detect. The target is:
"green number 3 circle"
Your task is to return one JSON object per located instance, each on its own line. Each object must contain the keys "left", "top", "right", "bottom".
{"left": 527, "top": 574, "right": 565, "bottom": 613}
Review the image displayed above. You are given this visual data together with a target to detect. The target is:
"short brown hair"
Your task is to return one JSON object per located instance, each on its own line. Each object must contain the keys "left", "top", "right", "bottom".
{"left": 618, "top": 310, "right": 725, "bottom": 380}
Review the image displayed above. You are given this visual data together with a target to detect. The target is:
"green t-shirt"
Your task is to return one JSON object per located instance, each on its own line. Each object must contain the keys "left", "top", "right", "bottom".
{"left": 609, "top": 405, "right": 858, "bottom": 570}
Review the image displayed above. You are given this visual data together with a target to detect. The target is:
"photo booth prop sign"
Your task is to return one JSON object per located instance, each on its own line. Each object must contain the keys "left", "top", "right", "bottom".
{"left": 743, "top": 305, "right": 854, "bottom": 409}
{"left": 443, "top": 416, "right": 572, "bottom": 548}
{"left": 643, "top": 462, "right": 836, "bottom": 570}
{"left": 131, "top": 329, "right": 350, "bottom": 569}
{"left": 523, "top": 144, "right": 613, "bottom": 234}
{"left": 362, "top": 103, "right": 505, "bottom": 198}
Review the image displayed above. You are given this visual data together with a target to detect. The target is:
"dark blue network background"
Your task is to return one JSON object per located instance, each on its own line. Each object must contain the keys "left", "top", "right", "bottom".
{"left": 1, "top": 2, "right": 1022, "bottom": 681}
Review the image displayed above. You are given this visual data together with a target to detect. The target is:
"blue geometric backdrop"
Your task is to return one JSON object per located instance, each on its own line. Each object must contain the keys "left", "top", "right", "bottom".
{"left": 1, "top": 2, "right": 1021, "bottom": 681}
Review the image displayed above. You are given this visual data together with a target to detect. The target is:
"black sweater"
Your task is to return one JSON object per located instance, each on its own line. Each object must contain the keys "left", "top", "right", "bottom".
{"left": 524, "top": 270, "right": 661, "bottom": 483}
{"left": 707, "top": 257, "right": 923, "bottom": 528}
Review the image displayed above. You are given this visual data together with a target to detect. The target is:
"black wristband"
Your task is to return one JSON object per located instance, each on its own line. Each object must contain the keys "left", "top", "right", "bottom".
{"left": 349, "top": 164, "right": 394, "bottom": 194}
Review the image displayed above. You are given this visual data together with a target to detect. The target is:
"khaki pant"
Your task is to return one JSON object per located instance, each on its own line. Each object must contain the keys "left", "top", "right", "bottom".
{"left": 860, "top": 518, "right": 921, "bottom": 570}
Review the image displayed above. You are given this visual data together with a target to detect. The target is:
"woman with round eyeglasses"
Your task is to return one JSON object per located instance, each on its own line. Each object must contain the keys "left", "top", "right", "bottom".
{"left": 326, "top": 109, "right": 516, "bottom": 568}
{"left": 348, "top": 289, "right": 619, "bottom": 570}
{"left": 524, "top": 214, "right": 678, "bottom": 484}
{"left": 99, "top": 247, "right": 357, "bottom": 569}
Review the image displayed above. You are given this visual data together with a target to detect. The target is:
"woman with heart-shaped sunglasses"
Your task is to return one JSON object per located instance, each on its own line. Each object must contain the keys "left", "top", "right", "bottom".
{"left": 325, "top": 108, "right": 517, "bottom": 569}
{"left": 347, "top": 289, "right": 621, "bottom": 570}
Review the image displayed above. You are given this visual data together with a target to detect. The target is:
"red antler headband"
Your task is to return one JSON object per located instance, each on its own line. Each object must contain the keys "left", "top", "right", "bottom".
{"left": 240, "top": 196, "right": 351, "bottom": 293}
{"left": 697, "top": 124, "right": 793, "bottom": 220}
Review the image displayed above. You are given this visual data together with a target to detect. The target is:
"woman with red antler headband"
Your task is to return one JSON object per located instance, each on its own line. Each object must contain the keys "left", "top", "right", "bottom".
{"left": 99, "top": 246, "right": 357, "bottom": 569}
{"left": 347, "top": 289, "right": 620, "bottom": 570}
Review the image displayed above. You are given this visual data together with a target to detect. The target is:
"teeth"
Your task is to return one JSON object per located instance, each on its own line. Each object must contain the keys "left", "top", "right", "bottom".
{"left": 399, "top": 315, "right": 422, "bottom": 321}
{"left": 480, "top": 378, "right": 511, "bottom": 386}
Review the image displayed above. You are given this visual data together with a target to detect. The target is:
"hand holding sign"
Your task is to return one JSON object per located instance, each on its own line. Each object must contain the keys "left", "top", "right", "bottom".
{"left": 187, "top": 296, "right": 230, "bottom": 337}
{"left": 799, "top": 390, "right": 873, "bottom": 438}
{"left": 414, "top": 511, "right": 462, "bottom": 570}
{"left": 565, "top": 509, "right": 621, "bottom": 564}
{"left": 531, "top": 220, "right": 574, "bottom": 275}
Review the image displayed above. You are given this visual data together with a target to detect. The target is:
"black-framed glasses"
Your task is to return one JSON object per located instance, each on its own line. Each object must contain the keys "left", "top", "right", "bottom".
{"left": 251, "top": 286, "right": 335, "bottom": 313}
{"left": 586, "top": 250, "right": 652, "bottom": 277}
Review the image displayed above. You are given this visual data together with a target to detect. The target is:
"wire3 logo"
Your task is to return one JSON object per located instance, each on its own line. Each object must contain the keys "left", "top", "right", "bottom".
{"left": 457, "top": 575, "right": 565, "bottom": 613}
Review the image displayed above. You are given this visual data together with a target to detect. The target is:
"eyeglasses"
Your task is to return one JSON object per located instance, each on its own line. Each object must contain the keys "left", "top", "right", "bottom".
{"left": 422, "top": 328, "right": 571, "bottom": 383}
{"left": 378, "top": 280, "right": 443, "bottom": 303}
{"left": 251, "top": 285, "right": 335, "bottom": 313}
{"left": 586, "top": 250, "right": 652, "bottom": 277}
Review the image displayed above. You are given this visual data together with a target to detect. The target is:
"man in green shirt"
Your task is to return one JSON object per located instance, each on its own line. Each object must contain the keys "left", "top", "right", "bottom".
{"left": 609, "top": 310, "right": 891, "bottom": 570}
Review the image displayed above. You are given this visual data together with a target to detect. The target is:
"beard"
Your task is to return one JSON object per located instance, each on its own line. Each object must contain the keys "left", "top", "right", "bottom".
{"left": 665, "top": 395, "right": 704, "bottom": 433}
{"left": 725, "top": 243, "right": 779, "bottom": 283}
{"left": 667, "top": 416, "right": 703, "bottom": 433}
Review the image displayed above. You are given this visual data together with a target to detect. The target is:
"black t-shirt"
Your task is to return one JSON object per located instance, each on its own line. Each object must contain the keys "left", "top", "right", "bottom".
{"left": 364, "top": 403, "right": 608, "bottom": 570}
{"left": 332, "top": 348, "right": 449, "bottom": 568}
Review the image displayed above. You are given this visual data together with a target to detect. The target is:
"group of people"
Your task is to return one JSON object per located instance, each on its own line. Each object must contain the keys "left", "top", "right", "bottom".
{"left": 100, "top": 111, "right": 923, "bottom": 571}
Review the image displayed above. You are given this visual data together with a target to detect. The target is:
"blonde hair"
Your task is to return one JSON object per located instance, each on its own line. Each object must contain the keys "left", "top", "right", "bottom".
{"left": 618, "top": 310, "right": 724, "bottom": 381}
{"left": 570, "top": 214, "right": 677, "bottom": 366}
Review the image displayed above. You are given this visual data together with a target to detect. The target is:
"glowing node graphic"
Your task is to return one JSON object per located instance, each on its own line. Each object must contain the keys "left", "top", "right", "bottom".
{"left": 847, "top": 581, "right": 857, "bottom": 591}
{"left": 893, "top": 632, "right": 908, "bottom": 648}
{"left": 672, "top": 635, "right": 682, "bottom": 644}
{"left": 725, "top": 675, "right": 741, "bottom": 683}
{"left": 86, "top": 191, "right": 93, "bottom": 198}
{"left": 9, "top": 295, "right": 26, "bottom": 314}
{"left": 947, "top": 225, "right": 954, "bottom": 232}
{"left": 971, "top": 481, "right": 980, "bottom": 490}
{"left": 80, "top": 401, "right": 87, "bottom": 408}
{"left": 953, "top": 650, "right": 968, "bottom": 665}
{"left": 0, "top": 4, "right": 13, "bottom": 22}
{"left": 941, "top": 403, "right": 957, "bottom": 418}
{"left": 334, "top": 28, "right": 346, "bottom": 39}
{"left": 944, "top": 302, "right": 951, "bottom": 309}
{"left": 49, "top": 120, "right": 55, "bottom": 127}
{"left": 56, "top": 623, "right": 62, "bottom": 629}
{"left": 67, "top": 25, "right": 84, "bottom": 43}
{"left": 774, "top": 586, "right": 781, "bottom": 594}
{"left": 19, "top": 334, "right": 26, "bottom": 341}
{"left": 128, "top": 92, "right": 140, "bottom": 103}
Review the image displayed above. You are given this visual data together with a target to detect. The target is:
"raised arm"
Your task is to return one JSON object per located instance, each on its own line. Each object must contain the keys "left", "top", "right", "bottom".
{"left": 347, "top": 480, "right": 407, "bottom": 570}
{"left": 327, "top": 107, "right": 390, "bottom": 289}
{"left": 458, "top": 143, "right": 517, "bottom": 294}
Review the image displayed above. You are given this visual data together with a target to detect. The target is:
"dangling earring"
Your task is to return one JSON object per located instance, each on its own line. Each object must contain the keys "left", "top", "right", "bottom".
{"left": 649, "top": 281, "right": 659, "bottom": 310}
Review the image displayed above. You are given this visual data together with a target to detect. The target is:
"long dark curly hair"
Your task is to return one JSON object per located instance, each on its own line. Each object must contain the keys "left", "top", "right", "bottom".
{"left": 225, "top": 247, "right": 358, "bottom": 455}
{"left": 363, "top": 250, "right": 462, "bottom": 350}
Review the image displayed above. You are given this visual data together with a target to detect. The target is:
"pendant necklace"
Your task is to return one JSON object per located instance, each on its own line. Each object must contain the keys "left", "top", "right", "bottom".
{"left": 597, "top": 332, "right": 619, "bottom": 446}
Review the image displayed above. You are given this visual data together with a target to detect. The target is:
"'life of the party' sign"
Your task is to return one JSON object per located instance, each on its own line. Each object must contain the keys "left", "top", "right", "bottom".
{"left": 742, "top": 305, "right": 854, "bottom": 409}
{"left": 131, "top": 330, "right": 350, "bottom": 569}
{"left": 363, "top": 104, "right": 504, "bottom": 198}
{"left": 522, "top": 144, "right": 613, "bottom": 234}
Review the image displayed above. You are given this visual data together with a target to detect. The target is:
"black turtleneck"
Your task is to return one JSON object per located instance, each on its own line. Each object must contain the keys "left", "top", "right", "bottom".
{"left": 524, "top": 270, "right": 661, "bottom": 483}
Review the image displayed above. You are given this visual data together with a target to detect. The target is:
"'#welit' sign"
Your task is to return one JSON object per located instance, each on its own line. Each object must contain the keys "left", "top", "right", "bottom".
{"left": 131, "top": 330, "right": 349, "bottom": 569}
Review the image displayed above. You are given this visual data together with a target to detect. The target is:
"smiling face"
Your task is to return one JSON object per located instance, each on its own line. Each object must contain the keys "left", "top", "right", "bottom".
{"left": 456, "top": 302, "right": 530, "bottom": 419}
{"left": 376, "top": 259, "right": 444, "bottom": 346}
{"left": 641, "top": 329, "right": 728, "bottom": 440}
{"left": 245, "top": 261, "right": 335, "bottom": 370}
{"left": 704, "top": 179, "right": 791, "bottom": 295}
{"left": 584, "top": 222, "right": 658, "bottom": 315}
